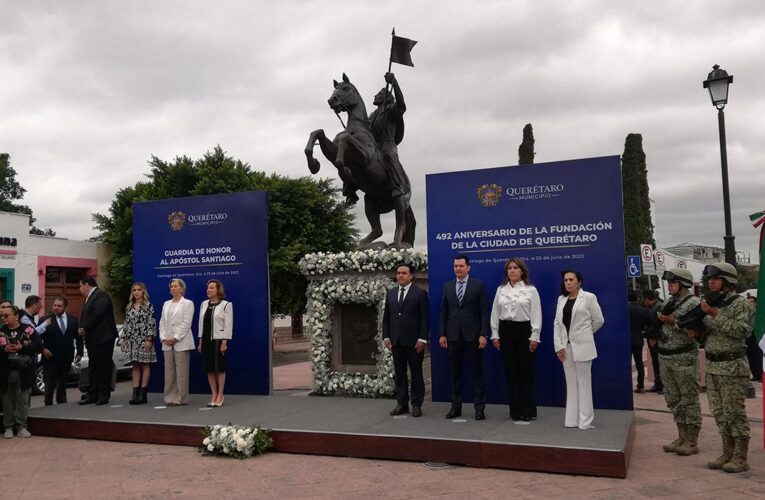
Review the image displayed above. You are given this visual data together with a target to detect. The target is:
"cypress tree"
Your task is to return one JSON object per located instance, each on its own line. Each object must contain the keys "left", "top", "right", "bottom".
{"left": 518, "top": 123, "right": 535, "bottom": 165}
{"left": 621, "top": 133, "right": 656, "bottom": 265}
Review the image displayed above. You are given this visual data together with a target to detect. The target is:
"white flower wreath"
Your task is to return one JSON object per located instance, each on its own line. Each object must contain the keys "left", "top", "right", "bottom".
{"left": 299, "top": 248, "right": 428, "bottom": 276}
{"left": 302, "top": 249, "right": 428, "bottom": 397}
{"left": 305, "top": 275, "right": 394, "bottom": 397}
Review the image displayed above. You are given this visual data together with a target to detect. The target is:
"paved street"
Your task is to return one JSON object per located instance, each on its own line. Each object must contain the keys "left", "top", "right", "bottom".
{"left": 3, "top": 355, "right": 764, "bottom": 499}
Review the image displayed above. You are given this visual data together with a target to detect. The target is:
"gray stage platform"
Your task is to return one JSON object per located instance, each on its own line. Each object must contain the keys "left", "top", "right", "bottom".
{"left": 28, "top": 393, "right": 634, "bottom": 478}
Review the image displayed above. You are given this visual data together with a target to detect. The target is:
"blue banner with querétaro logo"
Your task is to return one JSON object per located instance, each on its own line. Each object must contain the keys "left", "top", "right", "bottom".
{"left": 133, "top": 191, "right": 271, "bottom": 396}
{"left": 426, "top": 156, "right": 632, "bottom": 410}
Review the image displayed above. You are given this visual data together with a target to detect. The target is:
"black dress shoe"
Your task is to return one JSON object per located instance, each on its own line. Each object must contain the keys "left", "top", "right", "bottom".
{"left": 390, "top": 405, "right": 409, "bottom": 416}
{"left": 411, "top": 406, "right": 422, "bottom": 418}
{"left": 95, "top": 398, "right": 110, "bottom": 406}
{"left": 520, "top": 416, "right": 531, "bottom": 422}
{"left": 475, "top": 410, "right": 486, "bottom": 420}
{"left": 445, "top": 408, "right": 462, "bottom": 419}
{"left": 78, "top": 396, "right": 97, "bottom": 405}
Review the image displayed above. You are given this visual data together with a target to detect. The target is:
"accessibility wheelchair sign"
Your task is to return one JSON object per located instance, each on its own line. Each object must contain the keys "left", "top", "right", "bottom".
{"left": 627, "top": 255, "right": 641, "bottom": 278}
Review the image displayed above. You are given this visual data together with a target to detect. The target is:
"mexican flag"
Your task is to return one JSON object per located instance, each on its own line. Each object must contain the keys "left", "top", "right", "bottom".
{"left": 750, "top": 210, "right": 765, "bottom": 344}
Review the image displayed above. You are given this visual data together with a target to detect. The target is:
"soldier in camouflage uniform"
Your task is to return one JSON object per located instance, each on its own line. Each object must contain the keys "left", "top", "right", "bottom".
{"left": 656, "top": 268, "right": 701, "bottom": 456}
{"left": 687, "top": 263, "right": 753, "bottom": 473}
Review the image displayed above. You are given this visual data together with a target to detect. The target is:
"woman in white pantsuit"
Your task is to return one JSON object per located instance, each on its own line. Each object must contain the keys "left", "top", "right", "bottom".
{"left": 159, "top": 278, "right": 195, "bottom": 406}
{"left": 553, "top": 270, "right": 604, "bottom": 429}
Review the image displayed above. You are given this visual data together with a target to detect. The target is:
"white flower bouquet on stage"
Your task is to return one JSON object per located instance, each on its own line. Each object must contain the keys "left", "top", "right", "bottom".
{"left": 200, "top": 424, "right": 273, "bottom": 459}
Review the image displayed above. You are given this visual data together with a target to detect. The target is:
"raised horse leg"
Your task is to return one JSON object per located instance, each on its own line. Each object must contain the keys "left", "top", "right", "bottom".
{"left": 305, "top": 129, "right": 338, "bottom": 174}
{"left": 333, "top": 133, "right": 353, "bottom": 181}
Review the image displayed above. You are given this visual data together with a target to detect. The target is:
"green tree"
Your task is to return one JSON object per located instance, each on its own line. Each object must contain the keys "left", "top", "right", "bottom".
{"left": 621, "top": 133, "right": 655, "bottom": 287}
{"left": 0, "top": 153, "right": 56, "bottom": 236}
{"left": 93, "top": 146, "right": 357, "bottom": 335}
{"left": 518, "top": 123, "right": 535, "bottom": 165}
{"left": 734, "top": 264, "right": 759, "bottom": 293}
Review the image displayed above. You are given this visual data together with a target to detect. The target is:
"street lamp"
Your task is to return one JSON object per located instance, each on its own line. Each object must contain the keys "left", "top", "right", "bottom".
{"left": 703, "top": 64, "right": 736, "bottom": 265}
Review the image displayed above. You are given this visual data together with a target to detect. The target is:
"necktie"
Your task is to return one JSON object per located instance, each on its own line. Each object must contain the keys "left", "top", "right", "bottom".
{"left": 58, "top": 315, "right": 66, "bottom": 334}
{"left": 398, "top": 287, "right": 405, "bottom": 307}
{"left": 457, "top": 280, "right": 465, "bottom": 304}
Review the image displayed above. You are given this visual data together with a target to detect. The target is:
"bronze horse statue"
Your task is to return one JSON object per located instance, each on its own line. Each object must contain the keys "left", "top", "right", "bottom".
{"left": 304, "top": 74, "right": 416, "bottom": 249}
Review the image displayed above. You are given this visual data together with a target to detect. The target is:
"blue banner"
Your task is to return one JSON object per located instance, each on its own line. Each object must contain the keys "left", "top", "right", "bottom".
{"left": 426, "top": 156, "right": 631, "bottom": 410}
{"left": 133, "top": 191, "right": 271, "bottom": 396}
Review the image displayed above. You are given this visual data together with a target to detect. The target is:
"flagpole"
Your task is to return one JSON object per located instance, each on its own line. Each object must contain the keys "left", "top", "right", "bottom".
{"left": 380, "top": 28, "right": 396, "bottom": 124}
{"left": 386, "top": 28, "right": 395, "bottom": 93}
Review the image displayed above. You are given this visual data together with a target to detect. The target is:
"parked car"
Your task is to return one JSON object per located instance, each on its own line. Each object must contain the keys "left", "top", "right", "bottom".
{"left": 33, "top": 325, "right": 131, "bottom": 395}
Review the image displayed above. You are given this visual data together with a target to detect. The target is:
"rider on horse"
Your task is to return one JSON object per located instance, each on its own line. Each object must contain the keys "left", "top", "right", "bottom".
{"left": 343, "top": 73, "right": 410, "bottom": 206}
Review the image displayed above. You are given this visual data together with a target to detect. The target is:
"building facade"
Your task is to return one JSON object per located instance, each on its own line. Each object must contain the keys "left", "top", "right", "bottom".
{"left": 1, "top": 211, "right": 108, "bottom": 318}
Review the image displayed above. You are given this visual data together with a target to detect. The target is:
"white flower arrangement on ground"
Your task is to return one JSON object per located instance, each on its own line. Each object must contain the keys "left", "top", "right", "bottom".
{"left": 299, "top": 248, "right": 428, "bottom": 276}
{"left": 200, "top": 423, "right": 273, "bottom": 459}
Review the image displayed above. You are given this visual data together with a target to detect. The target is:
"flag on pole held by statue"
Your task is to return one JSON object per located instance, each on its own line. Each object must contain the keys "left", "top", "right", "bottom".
{"left": 390, "top": 29, "right": 417, "bottom": 67}
{"left": 750, "top": 210, "right": 765, "bottom": 346}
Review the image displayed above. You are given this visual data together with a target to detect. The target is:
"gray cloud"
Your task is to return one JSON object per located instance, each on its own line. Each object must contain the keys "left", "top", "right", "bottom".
{"left": 1, "top": 0, "right": 763, "bottom": 262}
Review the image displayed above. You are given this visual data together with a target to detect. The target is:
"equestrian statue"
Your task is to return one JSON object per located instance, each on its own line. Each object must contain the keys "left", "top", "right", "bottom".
{"left": 305, "top": 71, "right": 416, "bottom": 249}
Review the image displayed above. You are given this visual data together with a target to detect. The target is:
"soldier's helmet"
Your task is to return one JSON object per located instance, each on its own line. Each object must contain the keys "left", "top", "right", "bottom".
{"left": 703, "top": 262, "right": 738, "bottom": 285}
{"left": 661, "top": 268, "right": 694, "bottom": 288}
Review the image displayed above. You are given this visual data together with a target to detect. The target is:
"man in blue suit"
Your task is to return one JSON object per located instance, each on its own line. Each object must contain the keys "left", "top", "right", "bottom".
{"left": 383, "top": 264, "right": 429, "bottom": 417}
{"left": 439, "top": 254, "right": 490, "bottom": 420}
{"left": 39, "top": 297, "right": 82, "bottom": 405}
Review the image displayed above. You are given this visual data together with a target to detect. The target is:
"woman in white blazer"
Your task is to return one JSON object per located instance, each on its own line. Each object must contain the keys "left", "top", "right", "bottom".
{"left": 197, "top": 279, "right": 233, "bottom": 407}
{"left": 159, "top": 278, "right": 195, "bottom": 406}
{"left": 553, "top": 270, "right": 604, "bottom": 429}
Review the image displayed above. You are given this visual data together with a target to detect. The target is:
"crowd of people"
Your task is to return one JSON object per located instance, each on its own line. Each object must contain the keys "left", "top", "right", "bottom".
{"left": 0, "top": 277, "right": 234, "bottom": 439}
{"left": 384, "top": 256, "right": 758, "bottom": 473}
{"left": 3, "top": 256, "right": 759, "bottom": 473}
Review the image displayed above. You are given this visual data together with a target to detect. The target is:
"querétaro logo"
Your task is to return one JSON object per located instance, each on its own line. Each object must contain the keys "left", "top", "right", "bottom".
{"left": 167, "top": 211, "right": 229, "bottom": 231}
{"left": 476, "top": 183, "right": 502, "bottom": 207}
{"left": 505, "top": 183, "right": 565, "bottom": 200}
{"left": 167, "top": 211, "right": 186, "bottom": 231}
{"left": 187, "top": 212, "right": 228, "bottom": 226}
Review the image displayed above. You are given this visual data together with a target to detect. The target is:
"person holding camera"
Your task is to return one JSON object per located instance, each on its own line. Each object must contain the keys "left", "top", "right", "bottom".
{"left": 656, "top": 269, "right": 701, "bottom": 456}
{"left": 1, "top": 306, "right": 43, "bottom": 438}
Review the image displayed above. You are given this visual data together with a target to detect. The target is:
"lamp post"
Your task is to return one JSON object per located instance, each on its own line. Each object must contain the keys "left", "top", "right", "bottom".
{"left": 703, "top": 64, "right": 736, "bottom": 266}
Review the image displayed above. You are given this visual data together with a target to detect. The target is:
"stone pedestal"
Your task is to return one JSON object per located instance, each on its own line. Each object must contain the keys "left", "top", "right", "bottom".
{"left": 300, "top": 249, "right": 427, "bottom": 397}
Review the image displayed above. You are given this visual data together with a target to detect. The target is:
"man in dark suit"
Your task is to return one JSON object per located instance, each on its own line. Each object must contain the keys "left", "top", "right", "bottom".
{"left": 78, "top": 277, "right": 118, "bottom": 405}
{"left": 439, "top": 254, "right": 490, "bottom": 420}
{"left": 39, "top": 297, "right": 83, "bottom": 405}
{"left": 383, "top": 264, "right": 429, "bottom": 417}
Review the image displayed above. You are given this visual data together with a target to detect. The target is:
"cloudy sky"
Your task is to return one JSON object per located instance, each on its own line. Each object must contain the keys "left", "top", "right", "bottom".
{"left": 2, "top": 1, "right": 763, "bottom": 262}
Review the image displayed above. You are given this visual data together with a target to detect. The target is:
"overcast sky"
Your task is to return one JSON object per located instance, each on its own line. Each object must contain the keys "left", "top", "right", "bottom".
{"left": 2, "top": 1, "right": 763, "bottom": 262}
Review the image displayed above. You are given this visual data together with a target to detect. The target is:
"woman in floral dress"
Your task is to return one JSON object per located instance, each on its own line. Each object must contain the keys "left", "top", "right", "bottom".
{"left": 121, "top": 282, "right": 157, "bottom": 405}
